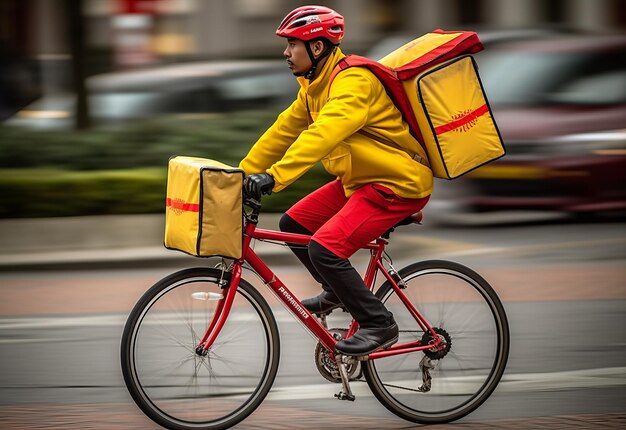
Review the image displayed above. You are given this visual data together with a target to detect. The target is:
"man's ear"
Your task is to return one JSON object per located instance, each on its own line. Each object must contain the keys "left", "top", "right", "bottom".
{"left": 311, "top": 40, "right": 325, "bottom": 58}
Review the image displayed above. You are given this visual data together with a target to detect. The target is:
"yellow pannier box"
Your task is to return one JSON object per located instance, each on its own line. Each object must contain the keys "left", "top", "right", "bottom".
{"left": 164, "top": 156, "right": 244, "bottom": 258}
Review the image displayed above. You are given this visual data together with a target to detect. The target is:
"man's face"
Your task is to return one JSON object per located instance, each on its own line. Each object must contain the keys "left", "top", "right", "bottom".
{"left": 283, "top": 38, "right": 312, "bottom": 76}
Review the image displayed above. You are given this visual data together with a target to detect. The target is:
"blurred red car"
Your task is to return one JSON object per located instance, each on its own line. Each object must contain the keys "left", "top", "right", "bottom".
{"left": 462, "top": 34, "right": 626, "bottom": 216}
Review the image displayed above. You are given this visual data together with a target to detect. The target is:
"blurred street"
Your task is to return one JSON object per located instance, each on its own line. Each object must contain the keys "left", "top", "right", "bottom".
{"left": 1, "top": 211, "right": 625, "bottom": 429}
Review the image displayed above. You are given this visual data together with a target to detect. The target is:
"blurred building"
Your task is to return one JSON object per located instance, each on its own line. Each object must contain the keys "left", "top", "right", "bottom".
{"left": 1, "top": 0, "right": 625, "bottom": 119}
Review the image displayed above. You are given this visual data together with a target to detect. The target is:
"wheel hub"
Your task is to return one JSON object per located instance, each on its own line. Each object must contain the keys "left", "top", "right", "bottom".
{"left": 421, "top": 327, "right": 451, "bottom": 360}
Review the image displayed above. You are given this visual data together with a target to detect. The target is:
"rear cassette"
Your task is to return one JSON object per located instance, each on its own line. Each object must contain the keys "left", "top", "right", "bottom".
{"left": 421, "top": 327, "right": 452, "bottom": 360}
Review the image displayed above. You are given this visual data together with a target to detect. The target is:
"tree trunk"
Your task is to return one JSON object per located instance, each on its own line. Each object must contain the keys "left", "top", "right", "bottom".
{"left": 67, "top": 0, "right": 90, "bottom": 129}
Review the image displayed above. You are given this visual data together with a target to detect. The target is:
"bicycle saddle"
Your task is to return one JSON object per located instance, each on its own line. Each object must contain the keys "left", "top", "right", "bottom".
{"left": 382, "top": 211, "right": 423, "bottom": 239}
{"left": 397, "top": 211, "right": 423, "bottom": 227}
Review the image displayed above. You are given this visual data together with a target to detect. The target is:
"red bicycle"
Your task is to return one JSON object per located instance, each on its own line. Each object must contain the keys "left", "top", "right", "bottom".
{"left": 121, "top": 195, "right": 509, "bottom": 430}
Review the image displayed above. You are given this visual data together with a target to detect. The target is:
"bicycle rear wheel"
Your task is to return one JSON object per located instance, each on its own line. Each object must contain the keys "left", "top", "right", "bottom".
{"left": 121, "top": 267, "right": 280, "bottom": 430}
{"left": 363, "top": 260, "right": 509, "bottom": 424}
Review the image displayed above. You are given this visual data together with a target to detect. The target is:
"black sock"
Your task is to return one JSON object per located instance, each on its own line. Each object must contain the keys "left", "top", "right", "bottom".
{"left": 308, "top": 240, "right": 392, "bottom": 328}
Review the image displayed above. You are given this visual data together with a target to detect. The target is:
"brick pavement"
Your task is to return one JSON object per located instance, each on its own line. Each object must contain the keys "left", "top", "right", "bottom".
{"left": 1, "top": 403, "right": 625, "bottom": 430}
{"left": 0, "top": 263, "right": 624, "bottom": 316}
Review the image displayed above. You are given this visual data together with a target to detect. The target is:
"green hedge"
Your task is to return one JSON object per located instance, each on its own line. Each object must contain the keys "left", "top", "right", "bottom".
{"left": 0, "top": 168, "right": 166, "bottom": 218}
{"left": 0, "top": 112, "right": 334, "bottom": 218}
{"left": 0, "top": 167, "right": 332, "bottom": 218}
{"left": 0, "top": 112, "right": 277, "bottom": 170}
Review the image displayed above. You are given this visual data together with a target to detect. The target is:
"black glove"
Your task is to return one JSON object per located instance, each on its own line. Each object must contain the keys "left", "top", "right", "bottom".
{"left": 245, "top": 173, "right": 275, "bottom": 200}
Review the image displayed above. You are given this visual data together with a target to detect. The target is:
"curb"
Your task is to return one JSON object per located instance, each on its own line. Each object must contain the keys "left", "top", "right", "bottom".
{"left": 0, "top": 243, "right": 294, "bottom": 272}
{"left": 0, "top": 213, "right": 292, "bottom": 271}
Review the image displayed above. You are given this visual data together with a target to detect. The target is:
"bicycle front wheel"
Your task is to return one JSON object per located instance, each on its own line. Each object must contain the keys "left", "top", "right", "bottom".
{"left": 121, "top": 267, "right": 280, "bottom": 430}
{"left": 363, "top": 260, "right": 509, "bottom": 424}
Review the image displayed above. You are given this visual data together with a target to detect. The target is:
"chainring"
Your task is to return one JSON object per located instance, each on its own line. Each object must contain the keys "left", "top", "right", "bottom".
{"left": 314, "top": 328, "right": 361, "bottom": 383}
{"left": 421, "top": 327, "right": 452, "bottom": 360}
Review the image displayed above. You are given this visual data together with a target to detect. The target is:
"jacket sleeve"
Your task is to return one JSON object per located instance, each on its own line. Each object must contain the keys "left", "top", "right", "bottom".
{"left": 239, "top": 89, "right": 309, "bottom": 175}
{"left": 268, "top": 69, "right": 376, "bottom": 191}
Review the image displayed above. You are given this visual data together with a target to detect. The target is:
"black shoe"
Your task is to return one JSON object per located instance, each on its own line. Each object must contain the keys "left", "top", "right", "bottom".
{"left": 335, "top": 322, "right": 399, "bottom": 356}
{"left": 301, "top": 291, "right": 343, "bottom": 315}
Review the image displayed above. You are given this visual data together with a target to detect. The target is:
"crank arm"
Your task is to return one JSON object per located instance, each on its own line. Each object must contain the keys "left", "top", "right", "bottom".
{"left": 334, "top": 354, "right": 356, "bottom": 401}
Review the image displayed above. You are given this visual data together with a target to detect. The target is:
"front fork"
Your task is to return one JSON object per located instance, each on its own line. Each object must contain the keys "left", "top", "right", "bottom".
{"left": 195, "top": 263, "right": 241, "bottom": 356}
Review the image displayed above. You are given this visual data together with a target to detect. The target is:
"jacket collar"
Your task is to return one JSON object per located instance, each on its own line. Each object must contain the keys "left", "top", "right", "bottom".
{"left": 297, "top": 47, "right": 345, "bottom": 94}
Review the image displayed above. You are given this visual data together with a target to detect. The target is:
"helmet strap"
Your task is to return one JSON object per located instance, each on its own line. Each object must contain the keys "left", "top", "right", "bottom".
{"left": 301, "top": 40, "right": 336, "bottom": 80}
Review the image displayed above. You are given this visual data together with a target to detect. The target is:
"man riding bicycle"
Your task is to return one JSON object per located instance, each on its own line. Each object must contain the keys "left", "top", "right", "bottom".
{"left": 240, "top": 5, "right": 433, "bottom": 356}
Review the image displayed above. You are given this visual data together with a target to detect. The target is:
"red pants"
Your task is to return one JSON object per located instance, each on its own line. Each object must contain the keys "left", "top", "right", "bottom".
{"left": 286, "top": 180, "right": 430, "bottom": 258}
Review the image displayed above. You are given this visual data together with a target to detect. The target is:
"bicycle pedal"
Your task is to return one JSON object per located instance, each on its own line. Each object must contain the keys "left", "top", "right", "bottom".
{"left": 313, "top": 306, "right": 348, "bottom": 317}
{"left": 334, "top": 391, "right": 355, "bottom": 401}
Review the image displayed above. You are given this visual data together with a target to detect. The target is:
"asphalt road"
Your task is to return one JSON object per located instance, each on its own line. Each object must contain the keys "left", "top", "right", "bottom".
{"left": 0, "top": 219, "right": 625, "bottom": 429}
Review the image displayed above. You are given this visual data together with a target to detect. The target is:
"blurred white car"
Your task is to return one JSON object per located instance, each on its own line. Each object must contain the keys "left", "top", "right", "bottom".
{"left": 6, "top": 60, "right": 298, "bottom": 128}
{"left": 365, "top": 28, "right": 561, "bottom": 60}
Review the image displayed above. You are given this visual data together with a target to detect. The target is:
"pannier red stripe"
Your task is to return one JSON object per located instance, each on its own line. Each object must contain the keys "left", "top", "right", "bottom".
{"left": 434, "top": 104, "right": 489, "bottom": 135}
{"left": 166, "top": 198, "right": 199, "bottom": 212}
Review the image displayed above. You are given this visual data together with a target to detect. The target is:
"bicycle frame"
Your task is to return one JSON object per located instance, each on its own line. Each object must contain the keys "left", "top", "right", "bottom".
{"left": 197, "top": 216, "right": 442, "bottom": 361}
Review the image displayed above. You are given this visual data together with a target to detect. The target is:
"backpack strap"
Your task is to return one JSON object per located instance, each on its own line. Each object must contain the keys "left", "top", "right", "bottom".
{"left": 328, "top": 55, "right": 428, "bottom": 163}
{"left": 328, "top": 57, "right": 352, "bottom": 89}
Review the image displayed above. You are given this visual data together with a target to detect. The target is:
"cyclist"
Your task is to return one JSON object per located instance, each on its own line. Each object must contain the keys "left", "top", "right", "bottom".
{"left": 240, "top": 5, "right": 433, "bottom": 356}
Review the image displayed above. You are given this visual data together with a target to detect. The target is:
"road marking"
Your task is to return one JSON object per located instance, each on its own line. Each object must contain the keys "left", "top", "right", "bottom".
{"left": 0, "top": 315, "right": 127, "bottom": 330}
{"left": 0, "top": 311, "right": 299, "bottom": 331}
{"left": 0, "top": 308, "right": 335, "bottom": 331}
{"left": 0, "top": 337, "right": 74, "bottom": 344}
{"left": 266, "top": 366, "right": 626, "bottom": 401}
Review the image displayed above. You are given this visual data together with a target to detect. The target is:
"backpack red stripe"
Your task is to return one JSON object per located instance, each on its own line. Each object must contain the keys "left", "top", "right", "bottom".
{"left": 395, "top": 31, "right": 483, "bottom": 80}
{"left": 166, "top": 198, "right": 199, "bottom": 212}
{"left": 434, "top": 104, "right": 489, "bottom": 135}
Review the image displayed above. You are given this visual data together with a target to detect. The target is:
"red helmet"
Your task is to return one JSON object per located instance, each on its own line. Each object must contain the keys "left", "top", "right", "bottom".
{"left": 276, "top": 5, "right": 345, "bottom": 45}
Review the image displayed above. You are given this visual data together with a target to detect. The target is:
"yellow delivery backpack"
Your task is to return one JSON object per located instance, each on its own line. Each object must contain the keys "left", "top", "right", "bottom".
{"left": 164, "top": 156, "right": 244, "bottom": 258}
{"left": 330, "top": 29, "right": 505, "bottom": 179}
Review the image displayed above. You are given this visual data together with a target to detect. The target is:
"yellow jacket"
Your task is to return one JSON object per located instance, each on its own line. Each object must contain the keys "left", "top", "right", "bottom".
{"left": 239, "top": 48, "right": 433, "bottom": 199}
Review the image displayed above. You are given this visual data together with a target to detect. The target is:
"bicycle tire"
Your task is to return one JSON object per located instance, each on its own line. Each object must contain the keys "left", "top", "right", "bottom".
{"left": 363, "top": 260, "right": 509, "bottom": 424}
{"left": 121, "top": 267, "right": 280, "bottom": 430}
